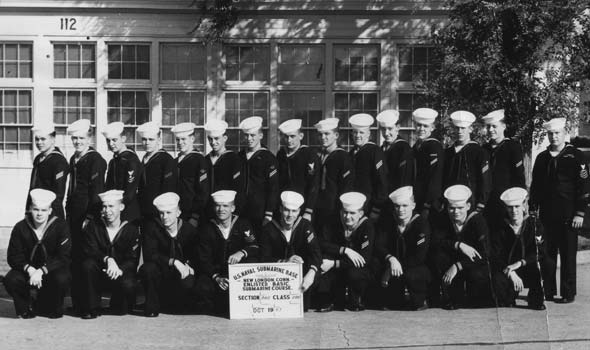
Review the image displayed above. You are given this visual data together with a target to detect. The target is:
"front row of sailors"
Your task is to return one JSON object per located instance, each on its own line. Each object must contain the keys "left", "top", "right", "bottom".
{"left": 4, "top": 184, "right": 544, "bottom": 318}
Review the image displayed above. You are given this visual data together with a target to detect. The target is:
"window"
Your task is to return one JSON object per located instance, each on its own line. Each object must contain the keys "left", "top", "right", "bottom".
{"left": 0, "top": 90, "right": 33, "bottom": 151}
{"left": 225, "top": 92, "right": 269, "bottom": 150}
{"left": 334, "top": 92, "right": 379, "bottom": 150}
{"left": 398, "top": 46, "right": 439, "bottom": 82}
{"left": 107, "top": 90, "right": 150, "bottom": 149}
{"left": 224, "top": 45, "right": 270, "bottom": 82}
{"left": 160, "top": 44, "right": 206, "bottom": 82}
{"left": 54, "top": 43, "right": 95, "bottom": 79}
{"left": 107, "top": 44, "right": 150, "bottom": 80}
{"left": 279, "top": 45, "right": 324, "bottom": 83}
{"left": 53, "top": 90, "right": 96, "bottom": 151}
{"left": 0, "top": 43, "right": 32, "bottom": 78}
{"left": 398, "top": 92, "right": 431, "bottom": 141}
{"left": 279, "top": 92, "right": 324, "bottom": 148}
{"left": 334, "top": 45, "right": 379, "bottom": 82}
{"left": 161, "top": 91, "right": 206, "bottom": 152}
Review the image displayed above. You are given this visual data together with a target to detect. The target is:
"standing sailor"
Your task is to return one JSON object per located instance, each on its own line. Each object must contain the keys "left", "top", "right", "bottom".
{"left": 103, "top": 122, "right": 143, "bottom": 223}
{"left": 26, "top": 122, "right": 69, "bottom": 219}
{"left": 276, "top": 119, "right": 320, "bottom": 222}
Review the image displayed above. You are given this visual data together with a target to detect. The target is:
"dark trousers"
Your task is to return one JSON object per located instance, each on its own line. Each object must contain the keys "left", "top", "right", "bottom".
{"left": 431, "top": 249, "right": 493, "bottom": 307}
{"left": 80, "top": 259, "right": 137, "bottom": 314}
{"left": 493, "top": 265, "right": 544, "bottom": 306}
{"left": 542, "top": 220, "right": 577, "bottom": 299}
{"left": 380, "top": 265, "right": 431, "bottom": 308}
{"left": 67, "top": 205, "right": 87, "bottom": 310}
{"left": 194, "top": 274, "right": 228, "bottom": 314}
{"left": 138, "top": 261, "right": 197, "bottom": 314}
{"left": 316, "top": 266, "right": 372, "bottom": 307}
{"left": 3, "top": 267, "right": 70, "bottom": 316}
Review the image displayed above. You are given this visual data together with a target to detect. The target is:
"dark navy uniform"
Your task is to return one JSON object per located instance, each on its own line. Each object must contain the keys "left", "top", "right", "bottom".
{"left": 176, "top": 151, "right": 210, "bottom": 227}
{"left": 530, "top": 143, "right": 590, "bottom": 300}
{"left": 4, "top": 215, "right": 71, "bottom": 317}
{"left": 483, "top": 139, "right": 526, "bottom": 226}
{"left": 138, "top": 150, "right": 177, "bottom": 220}
{"left": 106, "top": 149, "right": 143, "bottom": 223}
{"left": 382, "top": 137, "right": 415, "bottom": 193}
{"left": 195, "top": 216, "right": 258, "bottom": 312}
{"left": 443, "top": 142, "right": 491, "bottom": 212}
{"left": 138, "top": 219, "right": 199, "bottom": 314}
{"left": 490, "top": 216, "right": 544, "bottom": 308}
{"left": 80, "top": 219, "right": 139, "bottom": 315}
{"left": 314, "top": 149, "right": 354, "bottom": 231}
{"left": 317, "top": 217, "right": 376, "bottom": 308}
{"left": 206, "top": 150, "right": 244, "bottom": 217}
{"left": 240, "top": 148, "right": 280, "bottom": 231}
{"left": 277, "top": 146, "right": 321, "bottom": 219}
{"left": 431, "top": 212, "right": 493, "bottom": 307}
{"left": 376, "top": 214, "right": 430, "bottom": 309}
{"left": 350, "top": 142, "right": 388, "bottom": 217}
{"left": 413, "top": 138, "right": 445, "bottom": 215}
{"left": 26, "top": 147, "right": 69, "bottom": 219}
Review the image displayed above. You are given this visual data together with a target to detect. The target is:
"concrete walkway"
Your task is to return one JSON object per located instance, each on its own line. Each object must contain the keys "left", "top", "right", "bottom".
{"left": 1, "top": 262, "right": 589, "bottom": 350}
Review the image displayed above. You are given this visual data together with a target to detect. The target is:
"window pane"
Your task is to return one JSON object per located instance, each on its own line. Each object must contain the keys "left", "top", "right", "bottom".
{"left": 224, "top": 45, "right": 270, "bottom": 82}
{"left": 108, "top": 44, "right": 150, "bottom": 80}
{"left": 161, "top": 44, "right": 205, "bottom": 81}
{"left": 334, "top": 45, "right": 379, "bottom": 82}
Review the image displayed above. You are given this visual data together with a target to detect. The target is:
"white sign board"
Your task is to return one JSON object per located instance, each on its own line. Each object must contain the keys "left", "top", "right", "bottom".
{"left": 229, "top": 262, "right": 303, "bottom": 319}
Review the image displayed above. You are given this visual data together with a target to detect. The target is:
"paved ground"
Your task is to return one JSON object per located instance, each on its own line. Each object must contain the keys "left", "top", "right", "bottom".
{"left": 1, "top": 261, "right": 589, "bottom": 350}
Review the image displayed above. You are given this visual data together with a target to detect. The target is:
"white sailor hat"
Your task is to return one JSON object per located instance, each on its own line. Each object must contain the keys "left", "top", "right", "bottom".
{"left": 443, "top": 185, "right": 472, "bottom": 205}
{"left": 239, "top": 116, "right": 263, "bottom": 133}
{"left": 211, "top": 190, "right": 236, "bottom": 204}
{"left": 32, "top": 122, "right": 56, "bottom": 136}
{"left": 500, "top": 187, "right": 528, "bottom": 206}
{"left": 29, "top": 188, "right": 56, "bottom": 208}
{"left": 349, "top": 113, "right": 374, "bottom": 130}
{"left": 412, "top": 108, "right": 438, "bottom": 125}
{"left": 450, "top": 111, "right": 476, "bottom": 128}
{"left": 280, "top": 191, "right": 305, "bottom": 210}
{"left": 376, "top": 110, "right": 400, "bottom": 128}
{"left": 67, "top": 119, "right": 91, "bottom": 137}
{"left": 204, "top": 119, "right": 229, "bottom": 137}
{"left": 153, "top": 192, "right": 180, "bottom": 212}
{"left": 98, "top": 190, "right": 124, "bottom": 203}
{"left": 314, "top": 118, "right": 340, "bottom": 132}
{"left": 278, "top": 119, "right": 302, "bottom": 134}
{"left": 389, "top": 186, "right": 414, "bottom": 204}
{"left": 102, "top": 122, "right": 125, "bottom": 139}
{"left": 171, "top": 122, "right": 197, "bottom": 138}
{"left": 543, "top": 118, "right": 566, "bottom": 132}
{"left": 137, "top": 121, "right": 161, "bottom": 138}
{"left": 482, "top": 109, "right": 505, "bottom": 125}
{"left": 340, "top": 192, "right": 367, "bottom": 211}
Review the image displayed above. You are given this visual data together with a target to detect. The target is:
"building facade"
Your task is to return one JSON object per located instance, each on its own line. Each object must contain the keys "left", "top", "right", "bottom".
{"left": 0, "top": 0, "right": 446, "bottom": 235}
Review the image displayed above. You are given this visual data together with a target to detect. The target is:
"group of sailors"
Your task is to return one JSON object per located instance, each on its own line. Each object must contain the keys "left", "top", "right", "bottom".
{"left": 4, "top": 106, "right": 587, "bottom": 319}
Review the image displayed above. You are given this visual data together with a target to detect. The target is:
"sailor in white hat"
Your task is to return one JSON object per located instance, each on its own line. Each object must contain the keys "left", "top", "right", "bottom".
{"left": 103, "top": 122, "right": 142, "bottom": 222}
{"left": 5, "top": 188, "right": 71, "bottom": 318}
{"left": 258, "top": 191, "right": 321, "bottom": 308}
{"left": 313, "top": 118, "right": 355, "bottom": 232}
{"left": 277, "top": 119, "right": 320, "bottom": 222}
{"left": 194, "top": 189, "right": 259, "bottom": 314}
{"left": 136, "top": 121, "right": 177, "bottom": 222}
{"left": 138, "top": 192, "right": 198, "bottom": 317}
{"left": 489, "top": 187, "right": 545, "bottom": 310}
{"left": 430, "top": 184, "right": 493, "bottom": 310}
{"left": 379, "top": 186, "right": 431, "bottom": 310}
{"left": 79, "top": 189, "right": 140, "bottom": 319}
{"left": 444, "top": 111, "right": 491, "bottom": 213}
{"left": 481, "top": 109, "right": 526, "bottom": 228}
{"left": 171, "top": 122, "right": 209, "bottom": 228}
{"left": 376, "top": 109, "right": 415, "bottom": 197}
{"left": 411, "top": 108, "right": 444, "bottom": 217}
{"left": 238, "top": 116, "right": 279, "bottom": 230}
{"left": 316, "top": 192, "right": 374, "bottom": 312}
{"left": 27, "top": 122, "right": 69, "bottom": 219}
{"left": 348, "top": 113, "right": 388, "bottom": 220}
{"left": 530, "top": 117, "right": 588, "bottom": 304}
{"left": 204, "top": 119, "right": 243, "bottom": 218}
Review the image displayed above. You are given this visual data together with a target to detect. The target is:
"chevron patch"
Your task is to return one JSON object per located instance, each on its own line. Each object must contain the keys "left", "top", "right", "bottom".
{"left": 269, "top": 169, "right": 277, "bottom": 178}
{"left": 376, "top": 160, "right": 383, "bottom": 170}
{"left": 199, "top": 173, "right": 207, "bottom": 182}
{"left": 233, "top": 171, "right": 241, "bottom": 179}
{"left": 417, "top": 237, "right": 425, "bottom": 246}
{"left": 399, "top": 160, "right": 406, "bottom": 168}
{"left": 515, "top": 160, "right": 523, "bottom": 168}
{"left": 482, "top": 164, "right": 489, "bottom": 173}
{"left": 361, "top": 240, "right": 369, "bottom": 249}
{"left": 430, "top": 158, "right": 438, "bottom": 165}
{"left": 61, "top": 238, "right": 69, "bottom": 245}
{"left": 164, "top": 171, "right": 173, "bottom": 178}
{"left": 343, "top": 170, "right": 350, "bottom": 178}
{"left": 307, "top": 233, "right": 314, "bottom": 243}
{"left": 55, "top": 171, "right": 64, "bottom": 180}
{"left": 91, "top": 172, "right": 99, "bottom": 180}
